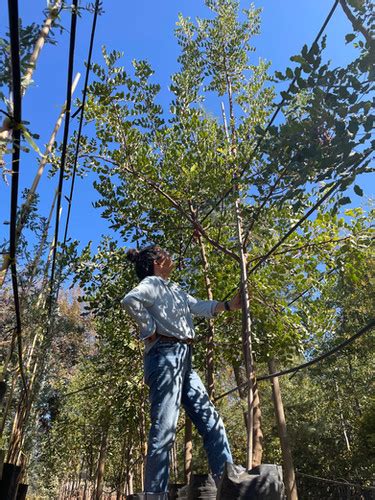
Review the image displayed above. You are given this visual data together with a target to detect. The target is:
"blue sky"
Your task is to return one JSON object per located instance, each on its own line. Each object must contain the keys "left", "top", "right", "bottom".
{"left": 0, "top": 0, "right": 373, "bottom": 257}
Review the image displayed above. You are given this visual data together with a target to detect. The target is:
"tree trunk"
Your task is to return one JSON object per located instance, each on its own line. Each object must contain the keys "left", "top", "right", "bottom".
{"left": 95, "top": 427, "right": 108, "bottom": 500}
{"left": 0, "top": 328, "right": 16, "bottom": 382}
{"left": 346, "top": 354, "right": 362, "bottom": 416}
{"left": 125, "top": 441, "right": 134, "bottom": 497}
{"left": 7, "top": 389, "right": 30, "bottom": 464}
{"left": 0, "top": 73, "right": 80, "bottom": 289}
{"left": 0, "top": 1, "right": 62, "bottom": 170}
{"left": 196, "top": 233, "right": 216, "bottom": 398}
{"left": 170, "top": 439, "right": 179, "bottom": 484}
{"left": 251, "top": 373, "right": 263, "bottom": 466}
{"left": 334, "top": 379, "right": 351, "bottom": 452}
{"left": 0, "top": 335, "right": 16, "bottom": 438}
{"left": 222, "top": 60, "right": 264, "bottom": 468}
{"left": 269, "top": 359, "right": 298, "bottom": 500}
{"left": 184, "top": 416, "right": 193, "bottom": 484}
{"left": 7, "top": 341, "right": 45, "bottom": 464}
{"left": 139, "top": 389, "right": 147, "bottom": 491}
{"left": 235, "top": 198, "right": 256, "bottom": 469}
{"left": 233, "top": 361, "right": 250, "bottom": 431}
{"left": 22, "top": 189, "right": 58, "bottom": 297}
{"left": 128, "top": 470, "right": 134, "bottom": 497}
{"left": 117, "top": 436, "right": 128, "bottom": 499}
{"left": 22, "top": 1, "right": 62, "bottom": 93}
{"left": 232, "top": 362, "right": 263, "bottom": 466}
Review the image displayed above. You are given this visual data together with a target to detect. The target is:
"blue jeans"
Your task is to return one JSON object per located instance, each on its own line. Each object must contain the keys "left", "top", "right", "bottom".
{"left": 143, "top": 341, "right": 233, "bottom": 495}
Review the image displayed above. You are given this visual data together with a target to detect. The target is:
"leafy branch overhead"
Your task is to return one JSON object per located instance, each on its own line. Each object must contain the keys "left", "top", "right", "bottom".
{"left": 1, "top": 0, "right": 374, "bottom": 496}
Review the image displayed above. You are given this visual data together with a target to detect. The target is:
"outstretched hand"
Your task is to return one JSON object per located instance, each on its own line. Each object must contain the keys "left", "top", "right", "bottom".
{"left": 229, "top": 290, "right": 242, "bottom": 311}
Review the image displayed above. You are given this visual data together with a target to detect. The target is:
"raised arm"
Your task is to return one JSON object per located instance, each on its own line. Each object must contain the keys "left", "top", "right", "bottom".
{"left": 187, "top": 289, "right": 241, "bottom": 317}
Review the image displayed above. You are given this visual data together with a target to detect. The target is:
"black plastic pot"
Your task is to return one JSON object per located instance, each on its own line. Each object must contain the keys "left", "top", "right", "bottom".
{"left": 0, "top": 382, "right": 6, "bottom": 405}
{"left": 16, "top": 483, "right": 28, "bottom": 500}
{"left": 0, "top": 463, "right": 22, "bottom": 500}
{"left": 169, "top": 483, "right": 186, "bottom": 500}
{"left": 188, "top": 474, "right": 217, "bottom": 500}
{"left": 177, "top": 484, "right": 189, "bottom": 499}
{"left": 217, "top": 462, "right": 285, "bottom": 500}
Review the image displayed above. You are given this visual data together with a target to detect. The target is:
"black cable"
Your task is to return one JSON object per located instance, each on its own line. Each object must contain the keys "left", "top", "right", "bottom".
{"left": 48, "top": 0, "right": 78, "bottom": 315}
{"left": 247, "top": 152, "right": 370, "bottom": 276}
{"left": 181, "top": 0, "right": 340, "bottom": 257}
{"left": 7, "top": 0, "right": 28, "bottom": 396}
{"left": 56, "top": 0, "right": 100, "bottom": 303}
{"left": 248, "top": 183, "right": 340, "bottom": 275}
{"left": 215, "top": 150, "right": 370, "bottom": 304}
{"left": 296, "top": 471, "right": 375, "bottom": 491}
{"left": 60, "top": 372, "right": 144, "bottom": 399}
{"left": 213, "top": 318, "right": 375, "bottom": 401}
{"left": 195, "top": 264, "right": 340, "bottom": 341}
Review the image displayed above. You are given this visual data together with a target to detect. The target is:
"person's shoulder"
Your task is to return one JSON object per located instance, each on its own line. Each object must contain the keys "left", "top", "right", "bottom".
{"left": 141, "top": 275, "right": 163, "bottom": 286}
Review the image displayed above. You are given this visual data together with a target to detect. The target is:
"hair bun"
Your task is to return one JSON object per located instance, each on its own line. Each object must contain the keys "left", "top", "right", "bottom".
{"left": 126, "top": 248, "right": 140, "bottom": 263}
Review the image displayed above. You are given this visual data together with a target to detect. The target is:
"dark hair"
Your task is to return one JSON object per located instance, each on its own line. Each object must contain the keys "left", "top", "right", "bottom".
{"left": 126, "top": 245, "right": 164, "bottom": 280}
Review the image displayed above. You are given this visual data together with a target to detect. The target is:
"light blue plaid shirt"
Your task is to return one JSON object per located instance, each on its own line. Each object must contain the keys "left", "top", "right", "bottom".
{"left": 122, "top": 275, "right": 218, "bottom": 350}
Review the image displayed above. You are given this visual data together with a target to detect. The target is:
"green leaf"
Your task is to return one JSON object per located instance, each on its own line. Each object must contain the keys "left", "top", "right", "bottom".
{"left": 348, "top": 118, "right": 359, "bottom": 135}
{"left": 345, "top": 33, "right": 356, "bottom": 44}
{"left": 286, "top": 67, "right": 293, "bottom": 79}
{"left": 275, "top": 70, "right": 285, "bottom": 81}
{"left": 290, "top": 55, "right": 305, "bottom": 65}
{"left": 338, "top": 196, "right": 351, "bottom": 206}
{"left": 354, "top": 185, "right": 363, "bottom": 196}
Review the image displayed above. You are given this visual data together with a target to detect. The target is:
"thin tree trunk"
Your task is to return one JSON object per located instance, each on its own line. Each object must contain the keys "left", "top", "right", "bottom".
{"left": 235, "top": 198, "right": 255, "bottom": 469}
{"left": 139, "top": 388, "right": 147, "bottom": 491}
{"left": 128, "top": 470, "right": 133, "bottom": 497}
{"left": 251, "top": 373, "right": 262, "bottom": 466}
{"left": 346, "top": 354, "right": 362, "bottom": 416}
{"left": 117, "top": 436, "right": 128, "bottom": 500}
{"left": 126, "top": 441, "right": 134, "bottom": 497}
{"left": 95, "top": 427, "right": 109, "bottom": 500}
{"left": 232, "top": 362, "right": 263, "bottom": 466}
{"left": 7, "top": 321, "right": 51, "bottom": 464}
{"left": 1, "top": 213, "right": 58, "bottom": 443}
{"left": 184, "top": 416, "right": 193, "bottom": 484}
{"left": 22, "top": 1, "right": 63, "bottom": 93}
{"left": 269, "top": 359, "right": 298, "bottom": 500}
{"left": 334, "top": 379, "right": 351, "bottom": 452}
{"left": 233, "top": 362, "right": 249, "bottom": 428}
{"left": 196, "top": 231, "right": 216, "bottom": 398}
{"left": 170, "top": 440, "right": 178, "bottom": 484}
{"left": 7, "top": 353, "right": 39, "bottom": 464}
{"left": 0, "top": 73, "right": 80, "bottom": 289}
{"left": 23, "top": 189, "right": 58, "bottom": 297}
{"left": 0, "top": 328, "right": 16, "bottom": 382}
{"left": 76, "top": 456, "right": 85, "bottom": 500}
{"left": 83, "top": 475, "right": 88, "bottom": 500}
{"left": 0, "top": 1, "right": 62, "bottom": 169}
{"left": 223, "top": 78, "right": 263, "bottom": 467}
{"left": 0, "top": 195, "right": 61, "bottom": 437}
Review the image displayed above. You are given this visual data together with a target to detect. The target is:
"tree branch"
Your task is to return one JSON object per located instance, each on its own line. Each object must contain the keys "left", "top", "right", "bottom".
{"left": 86, "top": 154, "right": 240, "bottom": 262}
{"left": 339, "top": 0, "right": 374, "bottom": 47}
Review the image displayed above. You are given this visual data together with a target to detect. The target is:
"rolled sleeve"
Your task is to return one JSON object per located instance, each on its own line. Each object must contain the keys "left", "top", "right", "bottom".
{"left": 187, "top": 294, "right": 219, "bottom": 318}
